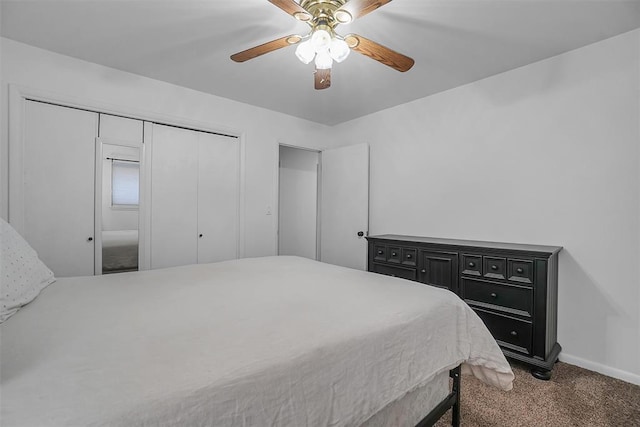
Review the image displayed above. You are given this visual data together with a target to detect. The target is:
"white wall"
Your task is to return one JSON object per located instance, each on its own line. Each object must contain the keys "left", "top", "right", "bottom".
{"left": 278, "top": 146, "right": 319, "bottom": 259}
{"left": 331, "top": 29, "right": 640, "bottom": 384}
{"left": 0, "top": 37, "right": 333, "bottom": 258}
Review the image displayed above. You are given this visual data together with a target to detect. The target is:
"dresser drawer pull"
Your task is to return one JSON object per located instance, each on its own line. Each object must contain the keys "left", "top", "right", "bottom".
{"left": 468, "top": 262, "right": 475, "bottom": 268}
{"left": 377, "top": 250, "right": 383, "bottom": 255}
{"left": 421, "top": 269, "right": 426, "bottom": 273}
{"left": 491, "top": 265, "right": 498, "bottom": 271}
{"left": 391, "top": 252, "right": 397, "bottom": 256}
{"left": 406, "top": 254, "right": 412, "bottom": 259}
{"left": 490, "top": 292, "right": 497, "bottom": 298}
{"left": 510, "top": 331, "right": 518, "bottom": 337}
{"left": 516, "top": 268, "right": 524, "bottom": 274}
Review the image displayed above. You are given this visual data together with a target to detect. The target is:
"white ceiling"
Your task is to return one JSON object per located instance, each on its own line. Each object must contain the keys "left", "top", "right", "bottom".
{"left": 2, "top": 0, "right": 639, "bottom": 125}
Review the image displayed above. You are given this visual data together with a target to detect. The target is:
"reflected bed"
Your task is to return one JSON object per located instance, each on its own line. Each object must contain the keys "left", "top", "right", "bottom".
{"left": 101, "top": 229, "right": 138, "bottom": 273}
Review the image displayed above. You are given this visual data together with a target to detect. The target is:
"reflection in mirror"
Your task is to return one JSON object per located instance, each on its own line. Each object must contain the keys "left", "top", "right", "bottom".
{"left": 101, "top": 146, "right": 140, "bottom": 274}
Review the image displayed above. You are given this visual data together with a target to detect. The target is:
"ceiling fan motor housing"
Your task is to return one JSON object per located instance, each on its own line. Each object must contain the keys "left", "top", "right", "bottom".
{"left": 300, "top": 0, "right": 352, "bottom": 27}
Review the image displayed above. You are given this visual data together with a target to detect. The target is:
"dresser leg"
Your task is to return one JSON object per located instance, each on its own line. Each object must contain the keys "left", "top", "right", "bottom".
{"left": 531, "top": 368, "right": 552, "bottom": 381}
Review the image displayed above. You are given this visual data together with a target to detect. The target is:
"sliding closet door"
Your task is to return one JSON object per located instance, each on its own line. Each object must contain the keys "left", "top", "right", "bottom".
{"left": 150, "top": 124, "right": 198, "bottom": 269}
{"left": 197, "top": 133, "right": 239, "bottom": 263}
{"left": 22, "top": 101, "right": 98, "bottom": 277}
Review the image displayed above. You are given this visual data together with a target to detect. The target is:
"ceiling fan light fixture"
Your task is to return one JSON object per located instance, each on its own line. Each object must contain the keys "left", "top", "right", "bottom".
{"left": 314, "top": 50, "right": 333, "bottom": 69}
{"left": 295, "top": 40, "right": 316, "bottom": 64}
{"left": 329, "top": 38, "right": 350, "bottom": 63}
{"left": 232, "top": 0, "right": 414, "bottom": 89}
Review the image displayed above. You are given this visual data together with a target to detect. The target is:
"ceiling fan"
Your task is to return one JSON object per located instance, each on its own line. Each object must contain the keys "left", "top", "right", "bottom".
{"left": 230, "top": 0, "right": 415, "bottom": 90}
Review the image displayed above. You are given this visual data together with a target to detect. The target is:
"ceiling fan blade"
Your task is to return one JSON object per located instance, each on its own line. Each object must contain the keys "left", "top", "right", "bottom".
{"left": 344, "top": 34, "right": 414, "bottom": 72}
{"left": 230, "top": 35, "right": 301, "bottom": 62}
{"left": 335, "top": 0, "right": 392, "bottom": 23}
{"left": 268, "top": 0, "right": 312, "bottom": 22}
{"left": 314, "top": 68, "right": 331, "bottom": 90}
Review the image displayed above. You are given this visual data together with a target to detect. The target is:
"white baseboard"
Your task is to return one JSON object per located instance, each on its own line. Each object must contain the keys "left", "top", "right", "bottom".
{"left": 559, "top": 353, "right": 640, "bottom": 386}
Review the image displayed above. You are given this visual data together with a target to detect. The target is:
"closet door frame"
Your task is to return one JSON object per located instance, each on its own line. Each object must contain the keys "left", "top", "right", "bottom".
{"left": 7, "top": 85, "right": 246, "bottom": 261}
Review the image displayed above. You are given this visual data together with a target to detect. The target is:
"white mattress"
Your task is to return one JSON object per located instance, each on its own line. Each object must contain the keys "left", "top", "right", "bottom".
{"left": 1, "top": 256, "right": 513, "bottom": 426}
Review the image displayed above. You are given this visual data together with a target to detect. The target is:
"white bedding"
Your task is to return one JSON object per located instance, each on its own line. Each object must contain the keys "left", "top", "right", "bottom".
{"left": 1, "top": 256, "right": 513, "bottom": 426}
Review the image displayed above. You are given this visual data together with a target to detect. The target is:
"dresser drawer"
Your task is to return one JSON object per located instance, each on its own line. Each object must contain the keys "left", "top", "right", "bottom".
{"left": 474, "top": 308, "right": 532, "bottom": 355}
{"left": 461, "top": 254, "right": 482, "bottom": 276}
{"left": 371, "top": 263, "right": 417, "bottom": 281}
{"left": 402, "top": 247, "right": 417, "bottom": 267}
{"left": 483, "top": 256, "right": 506, "bottom": 280}
{"left": 462, "top": 278, "right": 532, "bottom": 317}
{"left": 508, "top": 259, "right": 534, "bottom": 284}
{"left": 373, "top": 244, "right": 387, "bottom": 262}
{"left": 387, "top": 246, "right": 402, "bottom": 264}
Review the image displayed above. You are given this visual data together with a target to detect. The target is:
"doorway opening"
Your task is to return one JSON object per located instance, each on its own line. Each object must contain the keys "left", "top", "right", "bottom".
{"left": 277, "top": 145, "right": 320, "bottom": 260}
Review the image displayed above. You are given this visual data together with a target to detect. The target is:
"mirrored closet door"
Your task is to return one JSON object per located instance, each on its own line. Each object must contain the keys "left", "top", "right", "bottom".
{"left": 96, "top": 143, "right": 140, "bottom": 274}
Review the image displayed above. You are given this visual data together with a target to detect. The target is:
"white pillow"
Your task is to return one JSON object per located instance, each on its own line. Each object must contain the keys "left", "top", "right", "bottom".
{"left": 1, "top": 218, "right": 55, "bottom": 323}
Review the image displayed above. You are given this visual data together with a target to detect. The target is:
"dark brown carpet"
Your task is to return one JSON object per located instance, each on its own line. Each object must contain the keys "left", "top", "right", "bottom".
{"left": 434, "top": 362, "right": 640, "bottom": 426}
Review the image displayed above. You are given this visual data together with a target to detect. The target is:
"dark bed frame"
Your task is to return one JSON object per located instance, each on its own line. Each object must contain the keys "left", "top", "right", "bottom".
{"left": 414, "top": 366, "right": 461, "bottom": 427}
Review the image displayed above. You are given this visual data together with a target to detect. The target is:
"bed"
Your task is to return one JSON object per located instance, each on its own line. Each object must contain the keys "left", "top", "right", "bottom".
{"left": 101, "top": 229, "right": 139, "bottom": 273}
{"left": 1, "top": 230, "right": 513, "bottom": 426}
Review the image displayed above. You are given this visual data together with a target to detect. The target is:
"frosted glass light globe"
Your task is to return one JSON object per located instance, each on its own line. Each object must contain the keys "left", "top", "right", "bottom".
{"left": 314, "top": 50, "right": 333, "bottom": 69}
{"left": 311, "top": 29, "right": 332, "bottom": 51}
{"left": 329, "top": 38, "right": 350, "bottom": 63}
{"left": 295, "top": 40, "right": 315, "bottom": 64}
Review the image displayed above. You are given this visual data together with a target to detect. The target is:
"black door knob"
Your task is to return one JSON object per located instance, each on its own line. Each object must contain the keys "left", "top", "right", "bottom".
{"left": 357, "top": 231, "right": 364, "bottom": 237}
{"left": 87, "top": 237, "right": 93, "bottom": 242}
{"left": 199, "top": 234, "right": 203, "bottom": 238}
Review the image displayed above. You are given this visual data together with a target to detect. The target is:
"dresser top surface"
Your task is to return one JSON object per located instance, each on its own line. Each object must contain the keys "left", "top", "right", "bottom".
{"left": 367, "top": 234, "right": 562, "bottom": 255}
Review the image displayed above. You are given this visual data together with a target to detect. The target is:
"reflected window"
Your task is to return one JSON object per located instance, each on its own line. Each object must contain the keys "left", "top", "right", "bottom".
{"left": 111, "top": 160, "right": 139, "bottom": 207}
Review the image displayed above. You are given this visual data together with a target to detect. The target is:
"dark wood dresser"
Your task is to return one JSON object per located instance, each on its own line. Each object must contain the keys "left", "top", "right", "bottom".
{"left": 366, "top": 234, "right": 562, "bottom": 380}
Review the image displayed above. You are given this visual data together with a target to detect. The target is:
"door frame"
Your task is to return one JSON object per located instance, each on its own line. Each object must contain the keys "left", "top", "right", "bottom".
{"left": 276, "top": 143, "right": 322, "bottom": 260}
{"left": 7, "top": 84, "right": 246, "bottom": 259}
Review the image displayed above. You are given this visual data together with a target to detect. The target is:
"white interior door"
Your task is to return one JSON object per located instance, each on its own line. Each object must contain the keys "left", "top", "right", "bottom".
{"left": 197, "top": 132, "right": 239, "bottom": 264}
{"left": 150, "top": 124, "right": 198, "bottom": 269}
{"left": 22, "top": 101, "right": 98, "bottom": 277}
{"left": 320, "top": 143, "right": 369, "bottom": 270}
